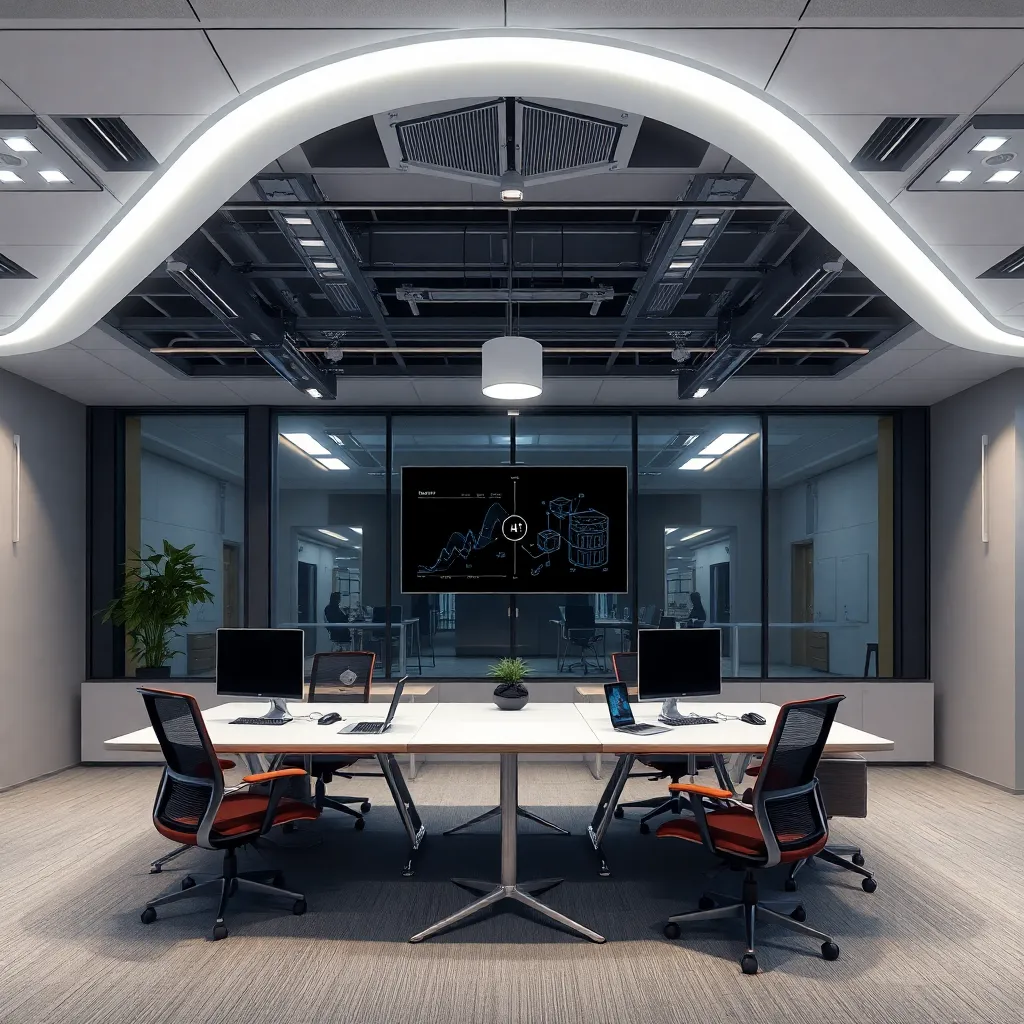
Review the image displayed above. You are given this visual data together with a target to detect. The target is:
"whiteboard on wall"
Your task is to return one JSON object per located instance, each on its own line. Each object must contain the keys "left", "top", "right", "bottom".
{"left": 838, "top": 552, "right": 870, "bottom": 623}
{"left": 814, "top": 556, "right": 836, "bottom": 622}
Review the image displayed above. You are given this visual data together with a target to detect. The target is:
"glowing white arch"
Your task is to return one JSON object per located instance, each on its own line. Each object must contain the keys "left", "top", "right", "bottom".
{"left": 1, "top": 30, "right": 1021, "bottom": 357}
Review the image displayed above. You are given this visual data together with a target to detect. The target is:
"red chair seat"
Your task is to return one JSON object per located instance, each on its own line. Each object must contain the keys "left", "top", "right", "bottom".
{"left": 657, "top": 808, "right": 827, "bottom": 863}
{"left": 156, "top": 794, "right": 319, "bottom": 846}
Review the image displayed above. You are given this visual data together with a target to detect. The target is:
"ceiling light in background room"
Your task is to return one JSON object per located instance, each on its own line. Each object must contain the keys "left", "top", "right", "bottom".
{"left": 680, "top": 457, "right": 714, "bottom": 470}
{"left": 0, "top": 170, "right": 22, "bottom": 183}
{"left": 299, "top": 238, "right": 326, "bottom": 248}
{"left": 683, "top": 434, "right": 699, "bottom": 445}
{"left": 305, "top": 387, "right": 323, "bottom": 398}
{"left": 987, "top": 169, "right": 1020, "bottom": 183}
{"left": 284, "top": 216, "right": 312, "bottom": 225}
{"left": 678, "top": 238, "right": 706, "bottom": 248}
{"left": 972, "top": 136, "right": 1008, "bottom": 152}
{"left": 665, "top": 527, "right": 677, "bottom": 535}
{"left": 318, "top": 528, "right": 349, "bottom": 541}
{"left": 481, "top": 335, "right": 543, "bottom": 400}
{"left": 351, "top": 527, "right": 362, "bottom": 534}
{"left": 317, "top": 457, "right": 349, "bottom": 471}
{"left": 692, "top": 216, "right": 720, "bottom": 225}
{"left": 312, "top": 260, "right": 337, "bottom": 270}
{"left": 700, "top": 432, "right": 750, "bottom": 456}
{"left": 38, "top": 169, "right": 69, "bottom": 183}
{"left": 281, "top": 432, "right": 330, "bottom": 456}
{"left": 679, "top": 528, "right": 713, "bottom": 542}
{"left": 940, "top": 169, "right": 971, "bottom": 183}
{"left": 499, "top": 168, "right": 525, "bottom": 203}
{"left": 327, "top": 434, "right": 345, "bottom": 446}
{"left": 2, "top": 137, "right": 35, "bottom": 152}
{"left": 693, "top": 387, "right": 709, "bottom": 399}
{"left": 669, "top": 260, "right": 693, "bottom": 270}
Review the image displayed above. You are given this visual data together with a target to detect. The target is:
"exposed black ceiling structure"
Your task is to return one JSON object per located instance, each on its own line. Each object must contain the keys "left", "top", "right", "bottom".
{"left": 104, "top": 97, "right": 912, "bottom": 399}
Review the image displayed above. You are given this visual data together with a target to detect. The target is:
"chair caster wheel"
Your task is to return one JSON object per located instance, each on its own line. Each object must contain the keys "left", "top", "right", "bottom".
{"left": 822, "top": 941, "right": 839, "bottom": 960}
{"left": 741, "top": 954, "right": 758, "bottom": 975}
{"left": 181, "top": 876, "right": 196, "bottom": 891}
{"left": 360, "top": 801, "right": 372, "bottom": 813}
{"left": 639, "top": 822, "right": 650, "bottom": 835}
{"left": 211, "top": 923, "right": 228, "bottom": 941}
{"left": 784, "top": 877, "right": 798, "bottom": 892}
{"left": 698, "top": 895, "right": 715, "bottom": 911}
{"left": 852, "top": 852, "right": 865, "bottom": 867}
{"left": 862, "top": 876, "right": 877, "bottom": 893}
{"left": 663, "top": 922, "right": 680, "bottom": 940}
{"left": 613, "top": 807, "right": 624, "bottom": 819}
{"left": 292, "top": 899, "right": 307, "bottom": 916}
{"left": 790, "top": 905, "right": 806, "bottom": 922}
{"left": 354, "top": 817, "right": 366, "bottom": 830}
{"left": 140, "top": 907, "right": 157, "bottom": 924}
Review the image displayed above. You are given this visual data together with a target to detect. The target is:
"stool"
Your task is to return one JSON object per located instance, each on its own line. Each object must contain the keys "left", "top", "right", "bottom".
{"left": 863, "top": 642, "right": 878, "bottom": 677}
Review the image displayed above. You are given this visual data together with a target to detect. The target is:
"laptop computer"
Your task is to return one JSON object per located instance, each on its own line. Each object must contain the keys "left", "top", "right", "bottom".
{"left": 603, "top": 681, "right": 670, "bottom": 735}
{"left": 338, "top": 675, "right": 408, "bottom": 734}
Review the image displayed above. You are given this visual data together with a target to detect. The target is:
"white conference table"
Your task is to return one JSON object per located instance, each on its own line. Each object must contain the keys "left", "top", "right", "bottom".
{"left": 107, "top": 699, "right": 891, "bottom": 944}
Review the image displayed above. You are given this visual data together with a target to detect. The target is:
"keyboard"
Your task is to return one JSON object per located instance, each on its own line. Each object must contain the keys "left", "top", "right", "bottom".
{"left": 659, "top": 714, "right": 717, "bottom": 726}
{"left": 230, "top": 717, "right": 290, "bottom": 726}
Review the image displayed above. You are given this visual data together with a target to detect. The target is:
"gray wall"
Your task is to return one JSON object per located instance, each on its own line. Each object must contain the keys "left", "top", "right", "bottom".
{"left": 0, "top": 369, "right": 86, "bottom": 789}
{"left": 931, "top": 370, "right": 1024, "bottom": 790}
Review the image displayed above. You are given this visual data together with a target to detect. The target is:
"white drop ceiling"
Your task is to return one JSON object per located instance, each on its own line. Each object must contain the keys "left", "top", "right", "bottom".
{"left": 1, "top": 5, "right": 1024, "bottom": 407}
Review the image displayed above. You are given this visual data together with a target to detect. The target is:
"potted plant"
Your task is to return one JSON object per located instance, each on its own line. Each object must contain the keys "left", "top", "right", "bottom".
{"left": 102, "top": 541, "right": 214, "bottom": 678}
{"left": 489, "top": 656, "right": 532, "bottom": 710}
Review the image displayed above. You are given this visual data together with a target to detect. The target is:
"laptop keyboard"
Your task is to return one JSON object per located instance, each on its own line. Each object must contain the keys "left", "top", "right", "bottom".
{"left": 349, "top": 721, "right": 384, "bottom": 733}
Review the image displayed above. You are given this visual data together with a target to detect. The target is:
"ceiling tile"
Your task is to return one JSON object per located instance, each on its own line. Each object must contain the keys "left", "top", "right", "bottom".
{"left": 0, "top": 244, "right": 80, "bottom": 316}
{"left": 0, "top": 31, "right": 237, "bottom": 114}
{"left": 598, "top": 30, "right": 793, "bottom": 89}
{"left": 594, "top": 378, "right": 679, "bottom": 404}
{"left": 930, "top": 244, "right": 1024, "bottom": 312}
{"left": 121, "top": 115, "right": 206, "bottom": 162}
{"left": 892, "top": 191, "right": 1024, "bottom": 246}
{"left": 702, "top": 378, "right": 800, "bottom": 403}
{"left": 507, "top": 0, "right": 804, "bottom": 27}
{"left": 141, "top": 378, "right": 246, "bottom": 403}
{"left": 849, "top": 378, "right": 972, "bottom": 404}
{"left": 893, "top": 328, "right": 950, "bottom": 349}
{"left": 0, "top": 0, "right": 196, "bottom": 24}
{"left": 978, "top": 60, "right": 1024, "bottom": 112}
{"left": 0, "top": 192, "right": 121, "bottom": 246}
{"left": 88, "top": 344, "right": 180, "bottom": 380}
{"left": 768, "top": 29, "right": 1024, "bottom": 114}
{"left": 773, "top": 378, "right": 879, "bottom": 404}
{"left": 0, "top": 345, "right": 131, "bottom": 380}
{"left": 802, "top": 0, "right": 1024, "bottom": 23}
{"left": 71, "top": 324, "right": 137, "bottom": 350}
{"left": 844, "top": 345, "right": 936, "bottom": 378}
{"left": 195, "top": 1, "right": 502, "bottom": 29}
{"left": 0, "top": 78, "right": 29, "bottom": 114}
{"left": 220, "top": 378, "right": 296, "bottom": 403}
{"left": 42, "top": 378, "right": 169, "bottom": 404}
{"left": 893, "top": 345, "right": 1024, "bottom": 379}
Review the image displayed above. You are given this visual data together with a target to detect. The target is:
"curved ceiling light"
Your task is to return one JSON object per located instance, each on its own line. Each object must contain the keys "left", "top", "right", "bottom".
{"left": 482, "top": 335, "right": 543, "bottom": 399}
{"left": 0, "top": 31, "right": 1022, "bottom": 358}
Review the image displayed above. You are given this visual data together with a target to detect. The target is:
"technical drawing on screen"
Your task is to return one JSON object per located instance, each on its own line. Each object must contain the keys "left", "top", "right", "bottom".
{"left": 401, "top": 466, "right": 628, "bottom": 594}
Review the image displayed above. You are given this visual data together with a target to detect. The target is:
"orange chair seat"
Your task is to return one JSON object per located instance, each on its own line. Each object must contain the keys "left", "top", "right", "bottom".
{"left": 656, "top": 808, "right": 827, "bottom": 863}
{"left": 156, "top": 795, "right": 319, "bottom": 846}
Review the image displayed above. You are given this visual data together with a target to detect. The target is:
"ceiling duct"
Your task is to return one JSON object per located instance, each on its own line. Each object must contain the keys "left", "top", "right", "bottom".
{"left": 518, "top": 101, "right": 620, "bottom": 176}
{"left": 57, "top": 116, "right": 156, "bottom": 171}
{"left": 852, "top": 116, "right": 951, "bottom": 171}
{"left": 396, "top": 101, "right": 503, "bottom": 178}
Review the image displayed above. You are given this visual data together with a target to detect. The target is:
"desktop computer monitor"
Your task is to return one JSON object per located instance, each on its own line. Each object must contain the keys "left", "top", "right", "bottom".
{"left": 216, "top": 628, "right": 305, "bottom": 721}
{"left": 637, "top": 627, "right": 722, "bottom": 717}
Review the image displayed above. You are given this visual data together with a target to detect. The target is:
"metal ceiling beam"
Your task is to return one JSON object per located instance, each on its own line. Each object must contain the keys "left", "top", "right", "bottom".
{"left": 220, "top": 200, "right": 793, "bottom": 212}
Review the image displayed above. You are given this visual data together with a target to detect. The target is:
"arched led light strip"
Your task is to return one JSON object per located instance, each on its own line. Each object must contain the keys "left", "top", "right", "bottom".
{"left": 0, "top": 31, "right": 1022, "bottom": 357}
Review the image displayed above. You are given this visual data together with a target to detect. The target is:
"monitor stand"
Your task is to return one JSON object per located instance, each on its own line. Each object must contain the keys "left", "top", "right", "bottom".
{"left": 659, "top": 698, "right": 681, "bottom": 722}
{"left": 259, "top": 698, "right": 293, "bottom": 722}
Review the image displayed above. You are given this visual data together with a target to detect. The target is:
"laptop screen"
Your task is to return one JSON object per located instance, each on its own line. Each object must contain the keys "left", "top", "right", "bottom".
{"left": 382, "top": 675, "right": 408, "bottom": 727}
{"left": 604, "top": 682, "right": 635, "bottom": 728}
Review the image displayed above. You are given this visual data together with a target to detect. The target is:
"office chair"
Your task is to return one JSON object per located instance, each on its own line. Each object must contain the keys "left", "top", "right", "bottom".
{"left": 608, "top": 652, "right": 729, "bottom": 833}
{"left": 658, "top": 694, "right": 844, "bottom": 974}
{"left": 326, "top": 620, "right": 352, "bottom": 651}
{"left": 137, "top": 687, "right": 316, "bottom": 941}
{"left": 658, "top": 616, "right": 677, "bottom": 630}
{"left": 562, "top": 604, "right": 605, "bottom": 674}
{"left": 282, "top": 651, "right": 378, "bottom": 829}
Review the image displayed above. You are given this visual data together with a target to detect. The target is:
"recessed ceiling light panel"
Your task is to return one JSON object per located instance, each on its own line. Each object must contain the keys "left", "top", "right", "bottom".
{"left": 0, "top": 116, "right": 98, "bottom": 192}
{"left": 680, "top": 456, "right": 714, "bottom": 470}
{"left": 0, "top": 170, "right": 22, "bottom": 183}
{"left": 987, "top": 169, "right": 1020, "bottom": 183}
{"left": 39, "top": 169, "right": 69, "bottom": 183}
{"left": 973, "top": 136, "right": 1008, "bottom": 152}
{"left": 940, "top": 169, "right": 971, "bottom": 183}
{"left": 281, "top": 432, "right": 330, "bottom": 455}
{"left": 2, "top": 137, "right": 36, "bottom": 153}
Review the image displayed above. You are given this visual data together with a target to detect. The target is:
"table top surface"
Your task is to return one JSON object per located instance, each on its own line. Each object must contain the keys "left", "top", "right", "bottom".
{"left": 106, "top": 700, "right": 892, "bottom": 756}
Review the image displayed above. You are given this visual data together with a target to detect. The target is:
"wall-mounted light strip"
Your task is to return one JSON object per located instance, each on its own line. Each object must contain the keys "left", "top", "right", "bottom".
{"left": 981, "top": 434, "right": 989, "bottom": 544}
{"left": 12, "top": 434, "right": 20, "bottom": 543}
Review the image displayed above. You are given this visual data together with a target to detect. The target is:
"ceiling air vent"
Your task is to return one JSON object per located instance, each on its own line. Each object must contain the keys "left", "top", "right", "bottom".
{"left": 852, "top": 116, "right": 951, "bottom": 172}
{"left": 519, "top": 102, "right": 620, "bottom": 176}
{"left": 396, "top": 101, "right": 502, "bottom": 178}
{"left": 979, "top": 244, "right": 1024, "bottom": 279}
{"left": 57, "top": 116, "right": 156, "bottom": 171}
{"left": 320, "top": 282, "right": 361, "bottom": 313}
{"left": 0, "top": 252, "right": 33, "bottom": 279}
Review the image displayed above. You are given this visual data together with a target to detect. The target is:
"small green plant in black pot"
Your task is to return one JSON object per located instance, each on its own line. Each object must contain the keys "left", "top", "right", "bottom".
{"left": 489, "top": 656, "right": 532, "bottom": 710}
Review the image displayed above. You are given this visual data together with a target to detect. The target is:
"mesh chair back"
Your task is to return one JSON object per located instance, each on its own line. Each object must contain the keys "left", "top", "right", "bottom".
{"left": 308, "top": 651, "right": 376, "bottom": 701}
{"left": 753, "top": 695, "right": 843, "bottom": 855}
{"left": 565, "top": 604, "right": 597, "bottom": 636}
{"left": 138, "top": 687, "right": 222, "bottom": 842}
{"left": 611, "top": 652, "right": 637, "bottom": 684}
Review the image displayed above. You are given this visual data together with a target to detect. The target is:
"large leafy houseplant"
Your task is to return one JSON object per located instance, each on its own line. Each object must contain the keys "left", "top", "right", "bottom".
{"left": 488, "top": 657, "right": 532, "bottom": 710}
{"left": 102, "top": 541, "right": 214, "bottom": 676}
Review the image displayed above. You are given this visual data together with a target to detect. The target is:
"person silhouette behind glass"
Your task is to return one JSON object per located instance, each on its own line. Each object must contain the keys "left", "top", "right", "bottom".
{"left": 688, "top": 591, "right": 707, "bottom": 628}
{"left": 324, "top": 591, "right": 350, "bottom": 647}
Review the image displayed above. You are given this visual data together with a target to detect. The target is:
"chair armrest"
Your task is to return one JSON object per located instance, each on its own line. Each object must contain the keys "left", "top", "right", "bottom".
{"left": 242, "top": 767, "right": 308, "bottom": 784}
{"left": 668, "top": 782, "right": 733, "bottom": 800}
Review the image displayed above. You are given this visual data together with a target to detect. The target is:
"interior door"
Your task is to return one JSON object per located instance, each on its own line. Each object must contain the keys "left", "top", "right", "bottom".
{"left": 791, "top": 541, "right": 814, "bottom": 666}
{"left": 297, "top": 561, "right": 316, "bottom": 625}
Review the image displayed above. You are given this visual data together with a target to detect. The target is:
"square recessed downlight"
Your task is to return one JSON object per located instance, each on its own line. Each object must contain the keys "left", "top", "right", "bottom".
{"left": 281, "top": 431, "right": 330, "bottom": 456}
{"left": 2, "top": 137, "right": 36, "bottom": 153}
{"left": 285, "top": 216, "right": 312, "bottom": 225}
{"left": 300, "top": 238, "right": 326, "bottom": 248}
{"left": 972, "top": 136, "right": 1008, "bottom": 152}
{"left": 692, "top": 216, "right": 720, "bottom": 225}
{"left": 669, "top": 259, "right": 693, "bottom": 270}
{"left": 678, "top": 238, "right": 706, "bottom": 248}
{"left": 699, "top": 432, "right": 750, "bottom": 456}
{"left": 317, "top": 457, "right": 349, "bottom": 470}
{"left": 987, "top": 169, "right": 1020, "bottom": 183}
{"left": 680, "top": 457, "right": 714, "bottom": 470}
{"left": 940, "top": 169, "right": 971, "bottom": 183}
{"left": 0, "top": 170, "right": 23, "bottom": 183}
{"left": 39, "top": 169, "right": 69, "bottom": 183}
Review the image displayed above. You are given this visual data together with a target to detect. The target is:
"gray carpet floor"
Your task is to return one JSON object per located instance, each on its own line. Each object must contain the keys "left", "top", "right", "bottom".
{"left": 0, "top": 761, "right": 1020, "bottom": 1024}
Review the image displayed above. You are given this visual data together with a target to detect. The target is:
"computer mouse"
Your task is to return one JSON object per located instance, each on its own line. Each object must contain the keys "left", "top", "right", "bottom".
{"left": 741, "top": 712, "right": 766, "bottom": 726}
{"left": 318, "top": 712, "right": 342, "bottom": 726}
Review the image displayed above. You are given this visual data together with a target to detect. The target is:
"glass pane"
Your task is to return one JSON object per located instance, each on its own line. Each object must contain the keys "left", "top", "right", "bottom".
{"left": 514, "top": 415, "right": 633, "bottom": 680}
{"left": 126, "top": 414, "right": 245, "bottom": 677}
{"left": 638, "top": 415, "right": 762, "bottom": 678}
{"left": 767, "top": 415, "right": 890, "bottom": 678}
{"left": 274, "top": 415, "right": 386, "bottom": 675}
{"left": 392, "top": 414, "right": 511, "bottom": 678}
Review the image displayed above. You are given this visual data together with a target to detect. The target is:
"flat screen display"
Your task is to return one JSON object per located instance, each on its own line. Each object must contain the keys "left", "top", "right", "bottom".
{"left": 604, "top": 682, "right": 636, "bottom": 728}
{"left": 637, "top": 628, "right": 722, "bottom": 701}
{"left": 216, "top": 628, "right": 305, "bottom": 700}
{"left": 402, "top": 465, "right": 628, "bottom": 594}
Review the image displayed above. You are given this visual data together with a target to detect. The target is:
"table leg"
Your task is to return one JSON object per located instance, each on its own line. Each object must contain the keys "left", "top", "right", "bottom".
{"left": 408, "top": 695, "right": 418, "bottom": 780}
{"left": 587, "top": 753, "right": 635, "bottom": 877}
{"left": 409, "top": 753, "right": 604, "bottom": 944}
{"left": 731, "top": 624, "right": 740, "bottom": 677}
{"left": 377, "top": 753, "right": 425, "bottom": 876}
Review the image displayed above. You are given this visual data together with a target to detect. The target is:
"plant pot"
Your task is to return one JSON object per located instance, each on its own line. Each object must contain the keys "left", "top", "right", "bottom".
{"left": 493, "top": 682, "right": 529, "bottom": 711}
{"left": 493, "top": 693, "right": 529, "bottom": 711}
{"left": 135, "top": 666, "right": 172, "bottom": 679}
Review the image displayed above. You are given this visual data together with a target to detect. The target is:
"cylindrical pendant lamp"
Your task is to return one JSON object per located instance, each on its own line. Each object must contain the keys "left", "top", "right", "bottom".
{"left": 481, "top": 335, "right": 543, "bottom": 400}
